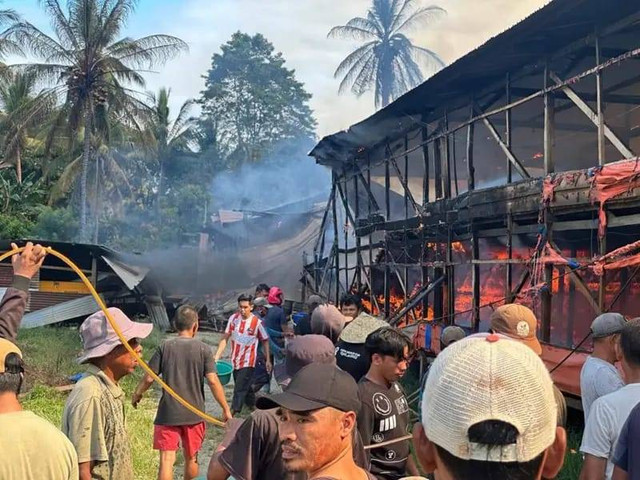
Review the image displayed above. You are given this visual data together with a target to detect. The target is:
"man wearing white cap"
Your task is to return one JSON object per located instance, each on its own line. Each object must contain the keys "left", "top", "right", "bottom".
{"left": 412, "top": 333, "right": 567, "bottom": 480}
{"left": 62, "top": 308, "right": 153, "bottom": 480}
{"left": 580, "top": 313, "right": 626, "bottom": 421}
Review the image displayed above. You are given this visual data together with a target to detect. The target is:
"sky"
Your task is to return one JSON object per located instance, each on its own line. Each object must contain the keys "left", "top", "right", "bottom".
{"left": 4, "top": 0, "right": 550, "bottom": 138}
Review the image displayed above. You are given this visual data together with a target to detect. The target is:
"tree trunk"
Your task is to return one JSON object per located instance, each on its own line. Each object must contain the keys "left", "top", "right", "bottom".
{"left": 80, "top": 105, "right": 92, "bottom": 241}
{"left": 156, "top": 156, "right": 164, "bottom": 217}
{"left": 93, "top": 155, "right": 101, "bottom": 244}
{"left": 15, "top": 144, "right": 21, "bottom": 184}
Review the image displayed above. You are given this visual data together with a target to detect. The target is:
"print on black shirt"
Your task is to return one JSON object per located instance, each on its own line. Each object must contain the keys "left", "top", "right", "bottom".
{"left": 357, "top": 378, "right": 411, "bottom": 480}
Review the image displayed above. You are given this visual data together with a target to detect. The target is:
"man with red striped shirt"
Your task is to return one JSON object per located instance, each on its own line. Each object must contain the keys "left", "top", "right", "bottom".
{"left": 215, "top": 294, "right": 272, "bottom": 415}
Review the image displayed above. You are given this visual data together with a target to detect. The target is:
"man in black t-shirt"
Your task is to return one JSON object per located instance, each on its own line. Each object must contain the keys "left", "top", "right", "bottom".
{"left": 132, "top": 305, "right": 232, "bottom": 480}
{"left": 357, "top": 327, "right": 419, "bottom": 480}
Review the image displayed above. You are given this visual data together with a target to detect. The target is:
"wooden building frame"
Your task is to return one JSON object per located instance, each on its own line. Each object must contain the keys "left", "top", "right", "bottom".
{"left": 307, "top": 0, "right": 640, "bottom": 381}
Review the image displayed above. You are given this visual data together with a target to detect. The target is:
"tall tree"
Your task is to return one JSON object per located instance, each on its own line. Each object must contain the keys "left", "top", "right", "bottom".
{"left": 146, "top": 87, "right": 197, "bottom": 208}
{"left": 5, "top": 0, "right": 187, "bottom": 239}
{"left": 329, "top": 0, "right": 445, "bottom": 108}
{"left": 200, "top": 32, "right": 316, "bottom": 167}
{"left": 0, "top": 71, "right": 47, "bottom": 183}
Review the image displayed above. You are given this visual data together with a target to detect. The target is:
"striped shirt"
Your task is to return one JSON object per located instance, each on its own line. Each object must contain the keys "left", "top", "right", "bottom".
{"left": 225, "top": 313, "right": 268, "bottom": 370}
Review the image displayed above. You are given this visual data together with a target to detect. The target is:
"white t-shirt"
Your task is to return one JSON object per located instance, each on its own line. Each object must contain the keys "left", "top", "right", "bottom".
{"left": 580, "top": 356, "right": 624, "bottom": 421}
{"left": 580, "top": 383, "right": 640, "bottom": 480}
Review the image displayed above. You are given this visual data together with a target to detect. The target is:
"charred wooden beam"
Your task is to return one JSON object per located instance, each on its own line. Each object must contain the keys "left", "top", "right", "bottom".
{"left": 332, "top": 172, "right": 340, "bottom": 303}
{"left": 544, "top": 64, "right": 555, "bottom": 175}
{"left": 475, "top": 103, "right": 531, "bottom": 179}
{"left": 466, "top": 104, "right": 475, "bottom": 191}
{"left": 389, "top": 276, "right": 445, "bottom": 326}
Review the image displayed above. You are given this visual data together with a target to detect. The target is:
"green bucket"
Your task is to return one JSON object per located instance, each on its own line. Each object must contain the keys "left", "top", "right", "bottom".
{"left": 216, "top": 360, "right": 233, "bottom": 385}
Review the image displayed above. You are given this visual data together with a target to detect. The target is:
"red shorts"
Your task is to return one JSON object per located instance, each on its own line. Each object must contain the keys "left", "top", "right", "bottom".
{"left": 153, "top": 422, "right": 206, "bottom": 457}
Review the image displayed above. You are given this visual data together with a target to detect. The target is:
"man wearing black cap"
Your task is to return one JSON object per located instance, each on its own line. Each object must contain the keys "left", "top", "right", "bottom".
{"left": 207, "top": 336, "right": 367, "bottom": 480}
{"left": 256, "top": 363, "right": 375, "bottom": 480}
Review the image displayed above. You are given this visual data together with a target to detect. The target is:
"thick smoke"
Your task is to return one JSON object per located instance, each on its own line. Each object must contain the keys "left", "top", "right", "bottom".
{"left": 210, "top": 151, "right": 331, "bottom": 213}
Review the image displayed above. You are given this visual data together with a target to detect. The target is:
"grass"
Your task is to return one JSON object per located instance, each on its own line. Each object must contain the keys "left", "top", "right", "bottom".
{"left": 18, "top": 325, "right": 164, "bottom": 480}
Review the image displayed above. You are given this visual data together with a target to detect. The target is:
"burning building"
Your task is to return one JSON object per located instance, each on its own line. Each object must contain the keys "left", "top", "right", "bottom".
{"left": 306, "top": 0, "right": 640, "bottom": 402}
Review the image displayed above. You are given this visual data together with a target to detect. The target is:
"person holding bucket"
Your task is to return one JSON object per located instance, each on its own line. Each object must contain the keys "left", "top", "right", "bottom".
{"left": 133, "top": 305, "right": 232, "bottom": 480}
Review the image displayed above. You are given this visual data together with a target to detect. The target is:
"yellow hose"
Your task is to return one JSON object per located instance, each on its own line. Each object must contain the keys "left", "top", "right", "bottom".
{"left": 1, "top": 246, "right": 226, "bottom": 427}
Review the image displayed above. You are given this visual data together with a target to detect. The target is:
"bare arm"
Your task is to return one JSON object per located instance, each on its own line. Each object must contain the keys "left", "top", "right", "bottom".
{"left": 214, "top": 333, "right": 231, "bottom": 361}
{"left": 579, "top": 454, "right": 607, "bottom": 480}
{"left": 207, "top": 453, "right": 230, "bottom": 480}
{"left": 206, "top": 372, "right": 232, "bottom": 421}
{"left": 261, "top": 340, "right": 272, "bottom": 373}
{"left": 613, "top": 465, "right": 629, "bottom": 480}
{"left": 132, "top": 373, "right": 154, "bottom": 408}
{"left": 78, "top": 461, "right": 94, "bottom": 480}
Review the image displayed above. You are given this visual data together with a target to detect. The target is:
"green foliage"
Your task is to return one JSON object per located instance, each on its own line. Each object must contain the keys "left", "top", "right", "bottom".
{"left": 200, "top": 32, "right": 316, "bottom": 167}
{"left": 329, "top": 0, "right": 445, "bottom": 107}
{"left": 31, "top": 206, "right": 79, "bottom": 242}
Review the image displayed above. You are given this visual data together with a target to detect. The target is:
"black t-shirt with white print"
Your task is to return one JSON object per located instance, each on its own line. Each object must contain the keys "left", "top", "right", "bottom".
{"left": 357, "top": 377, "right": 411, "bottom": 480}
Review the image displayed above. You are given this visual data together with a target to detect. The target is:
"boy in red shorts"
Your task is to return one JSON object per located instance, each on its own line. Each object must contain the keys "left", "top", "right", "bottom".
{"left": 133, "top": 305, "right": 232, "bottom": 480}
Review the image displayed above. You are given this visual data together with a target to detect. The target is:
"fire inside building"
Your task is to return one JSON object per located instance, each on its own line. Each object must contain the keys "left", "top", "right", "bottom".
{"left": 305, "top": 0, "right": 640, "bottom": 405}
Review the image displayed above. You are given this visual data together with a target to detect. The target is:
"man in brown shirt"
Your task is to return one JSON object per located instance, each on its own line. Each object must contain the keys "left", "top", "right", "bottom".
{"left": 62, "top": 307, "right": 152, "bottom": 480}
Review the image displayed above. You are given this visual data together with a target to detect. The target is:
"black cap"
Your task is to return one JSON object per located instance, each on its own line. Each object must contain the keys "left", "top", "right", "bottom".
{"left": 256, "top": 363, "right": 361, "bottom": 413}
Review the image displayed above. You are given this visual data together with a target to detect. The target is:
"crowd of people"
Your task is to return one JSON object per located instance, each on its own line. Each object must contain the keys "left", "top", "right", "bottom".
{"left": 1, "top": 243, "right": 640, "bottom": 480}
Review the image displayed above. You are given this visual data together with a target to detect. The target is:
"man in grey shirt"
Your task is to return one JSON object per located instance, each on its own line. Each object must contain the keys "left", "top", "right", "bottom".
{"left": 580, "top": 313, "right": 626, "bottom": 421}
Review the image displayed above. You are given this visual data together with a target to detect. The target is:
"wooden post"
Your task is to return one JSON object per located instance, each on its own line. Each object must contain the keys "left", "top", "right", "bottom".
{"left": 446, "top": 225, "right": 455, "bottom": 325}
{"left": 404, "top": 135, "right": 409, "bottom": 303}
{"left": 506, "top": 73, "right": 512, "bottom": 183}
{"left": 599, "top": 211, "right": 607, "bottom": 310}
{"left": 472, "top": 229, "right": 480, "bottom": 331}
{"left": 442, "top": 112, "right": 451, "bottom": 199}
{"left": 384, "top": 245, "right": 391, "bottom": 318}
{"left": 367, "top": 155, "right": 374, "bottom": 301}
{"left": 385, "top": 146, "right": 391, "bottom": 220}
{"left": 343, "top": 175, "right": 349, "bottom": 292}
{"left": 544, "top": 64, "right": 555, "bottom": 175}
{"left": 466, "top": 104, "right": 475, "bottom": 191}
{"left": 422, "top": 123, "right": 430, "bottom": 204}
{"left": 506, "top": 213, "right": 513, "bottom": 303}
{"left": 434, "top": 130, "right": 443, "bottom": 199}
{"left": 90, "top": 255, "right": 98, "bottom": 288}
{"left": 332, "top": 172, "right": 340, "bottom": 303}
{"left": 354, "top": 172, "right": 361, "bottom": 290}
{"left": 596, "top": 35, "right": 605, "bottom": 166}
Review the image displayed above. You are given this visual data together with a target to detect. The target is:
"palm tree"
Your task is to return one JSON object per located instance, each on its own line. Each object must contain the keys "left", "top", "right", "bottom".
{"left": 0, "top": 71, "right": 54, "bottom": 184}
{"left": 329, "top": 0, "right": 446, "bottom": 108}
{"left": 4, "top": 0, "right": 187, "bottom": 240}
{"left": 146, "top": 87, "right": 197, "bottom": 209}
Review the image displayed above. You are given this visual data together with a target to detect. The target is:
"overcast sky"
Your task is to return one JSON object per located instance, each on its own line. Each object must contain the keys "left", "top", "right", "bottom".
{"left": 5, "top": 0, "right": 550, "bottom": 138}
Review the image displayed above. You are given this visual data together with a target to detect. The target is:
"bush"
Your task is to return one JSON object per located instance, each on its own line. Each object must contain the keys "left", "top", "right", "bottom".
{"left": 31, "top": 206, "right": 79, "bottom": 241}
{"left": 0, "top": 212, "right": 34, "bottom": 239}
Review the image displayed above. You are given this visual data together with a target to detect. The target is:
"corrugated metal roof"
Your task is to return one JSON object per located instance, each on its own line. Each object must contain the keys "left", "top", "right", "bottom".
{"left": 22, "top": 295, "right": 102, "bottom": 328}
{"left": 145, "top": 296, "right": 170, "bottom": 330}
{"left": 101, "top": 256, "right": 149, "bottom": 290}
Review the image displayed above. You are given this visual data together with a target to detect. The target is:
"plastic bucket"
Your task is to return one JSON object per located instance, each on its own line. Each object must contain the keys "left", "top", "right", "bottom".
{"left": 216, "top": 360, "right": 233, "bottom": 385}
{"left": 291, "top": 312, "right": 306, "bottom": 326}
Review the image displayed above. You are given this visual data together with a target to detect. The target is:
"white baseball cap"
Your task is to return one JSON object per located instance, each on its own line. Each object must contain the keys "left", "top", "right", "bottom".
{"left": 421, "top": 333, "right": 557, "bottom": 463}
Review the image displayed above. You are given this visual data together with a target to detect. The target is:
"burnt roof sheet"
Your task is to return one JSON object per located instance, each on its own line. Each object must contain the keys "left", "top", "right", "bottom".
{"left": 311, "top": 0, "right": 640, "bottom": 167}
